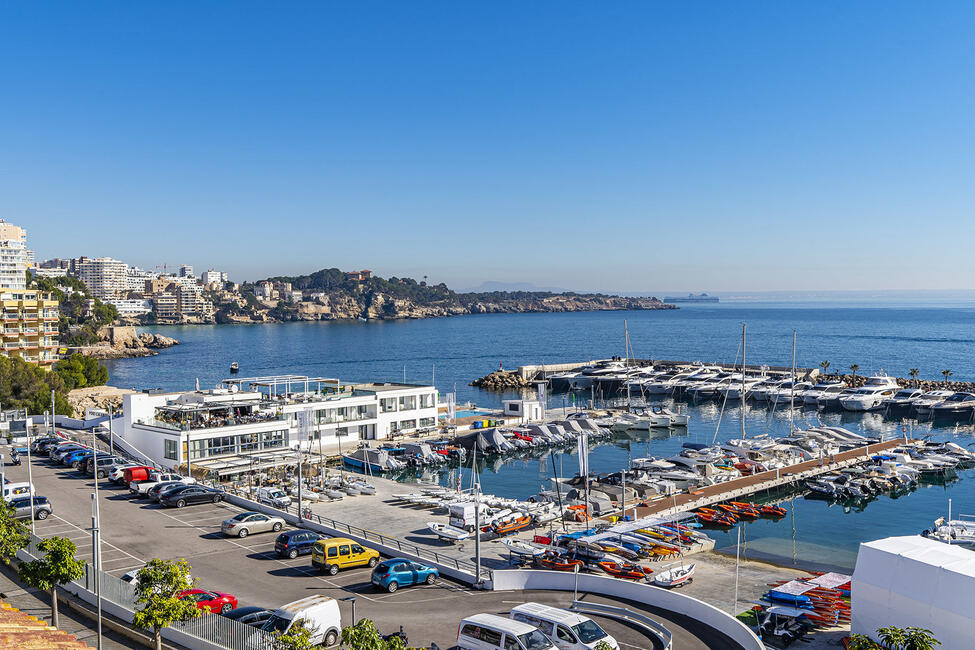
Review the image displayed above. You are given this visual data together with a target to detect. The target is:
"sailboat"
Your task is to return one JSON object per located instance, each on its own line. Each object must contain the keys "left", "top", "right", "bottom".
{"left": 652, "top": 561, "right": 696, "bottom": 587}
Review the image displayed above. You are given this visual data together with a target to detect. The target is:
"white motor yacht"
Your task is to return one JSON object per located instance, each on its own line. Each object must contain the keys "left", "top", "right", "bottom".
{"left": 800, "top": 381, "right": 845, "bottom": 406}
{"left": 914, "top": 390, "right": 955, "bottom": 416}
{"left": 750, "top": 378, "right": 787, "bottom": 402}
{"left": 885, "top": 387, "right": 925, "bottom": 410}
{"left": 924, "top": 516, "right": 975, "bottom": 546}
{"left": 930, "top": 392, "right": 975, "bottom": 420}
{"left": 839, "top": 385, "right": 899, "bottom": 411}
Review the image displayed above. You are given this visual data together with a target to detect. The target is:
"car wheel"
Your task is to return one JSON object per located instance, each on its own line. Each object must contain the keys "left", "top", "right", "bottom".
{"left": 368, "top": 557, "right": 378, "bottom": 568}
{"left": 238, "top": 528, "right": 249, "bottom": 538}
{"left": 36, "top": 510, "right": 49, "bottom": 520}
{"left": 288, "top": 548, "right": 298, "bottom": 559}
{"left": 386, "top": 581, "right": 398, "bottom": 593}
{"left": 328, "top": 564, "right": 339, "bottom": 576}
{"left": 212, "top": 495, "right": 221, "bottom": 503}
{"left": 324, "top": 630, "right": 338, "bottom": 646}
{"left": 272, "top": 522, "right": 282, "bottom": 532}
{"left": 426, "top": 573, "right": 437, "bottom": 585}
{"left": 176, "top": 499, "right": 186, "bottom": 508}
{"left": 220, "top": 604, "right": 232, "bottom": 614}
{"left": 97, "top": 471, "right": 106, "bottom": 478}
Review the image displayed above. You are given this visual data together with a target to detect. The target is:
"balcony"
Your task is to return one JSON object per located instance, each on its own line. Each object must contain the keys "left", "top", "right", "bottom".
{"left": 3, "top": 342, "right": 20, "bottom": 350}
{"left": 3, "top": 329, "right": 19, "bottom": 336}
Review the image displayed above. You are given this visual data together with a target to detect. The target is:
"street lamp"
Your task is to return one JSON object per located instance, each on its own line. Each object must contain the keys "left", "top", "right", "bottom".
{"left": 91, "top": 427, "right": 103, "bottom": 650}
{"left": 340, "top": 596, "right": 357, "bottom": 626}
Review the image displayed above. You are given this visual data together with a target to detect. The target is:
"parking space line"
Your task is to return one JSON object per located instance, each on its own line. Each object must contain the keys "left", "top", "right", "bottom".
{"left": 45, "top": 515, "right": 145, "bottom": 566}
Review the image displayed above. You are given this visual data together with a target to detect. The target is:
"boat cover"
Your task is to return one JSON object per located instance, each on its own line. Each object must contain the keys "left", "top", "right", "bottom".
{"left": 852, "top": 535, "right": 975, "bottom": 649}
{"left": 809, "top": 572, "right": 852, "bottom": 589}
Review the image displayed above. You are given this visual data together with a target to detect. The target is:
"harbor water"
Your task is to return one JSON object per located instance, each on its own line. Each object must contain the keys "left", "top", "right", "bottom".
{"left": 102, "top": 301, "right": 975, "bottom": 571}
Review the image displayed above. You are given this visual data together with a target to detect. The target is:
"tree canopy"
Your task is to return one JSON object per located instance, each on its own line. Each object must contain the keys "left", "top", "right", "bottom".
{"left": 0, "top": 355, "right": 73, "bottom": 415}
{"left": 53, "top": 354, "right": 109, "bottom": 391}
{"left": 18, "top": 536, "right": 85, "bottom": 629}
{"left": 133, "top": 558, "right": 201, "bottom": 650}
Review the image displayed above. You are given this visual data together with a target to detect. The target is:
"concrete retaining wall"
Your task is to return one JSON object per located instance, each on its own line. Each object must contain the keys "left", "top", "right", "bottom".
{"left": 490, "top": 569, "right": 764, "bottom": 650}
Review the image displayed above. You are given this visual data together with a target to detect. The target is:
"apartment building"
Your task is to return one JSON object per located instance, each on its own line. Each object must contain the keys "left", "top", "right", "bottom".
{"left": 201, "top": 269, "right": 228, "bottom": 285}
{"left": 152, "top": 292, "right": 178, "bottom": 321}
{"left": 0, "top": 221, "right": 29, "bottom": 291}
{"left": 77, "top": 257, "right": 129, "bottom": 300}
{"left": 118, "top": 376, "right": 439, "bottom": 475}
{"left": 0, "top": 290, "right": 60, "bottom": 366}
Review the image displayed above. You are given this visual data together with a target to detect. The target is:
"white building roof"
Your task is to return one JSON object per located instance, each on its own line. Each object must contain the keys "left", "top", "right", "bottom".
{"left": 852, "top": 535, "right": 975, "bottom": 647}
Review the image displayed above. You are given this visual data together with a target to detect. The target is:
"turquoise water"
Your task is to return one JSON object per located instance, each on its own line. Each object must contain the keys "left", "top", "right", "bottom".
{"left": 101, "top": 302, "right": 975, "bottom": 570}
{"left": 454, "top": 409, "right": 495, "bottom": 418}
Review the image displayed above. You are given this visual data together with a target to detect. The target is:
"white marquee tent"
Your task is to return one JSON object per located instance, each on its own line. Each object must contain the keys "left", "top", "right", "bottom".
{"left": 852, "top": 535, "right": 975, "bottom": 648}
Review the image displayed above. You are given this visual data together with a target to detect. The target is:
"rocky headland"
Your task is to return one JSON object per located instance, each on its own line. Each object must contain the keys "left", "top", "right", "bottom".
{"left": 65, "top": 326, "right": 179, "bottom": 359}
{"left": 66, "top": 385, "right": 136, "bottom": 418}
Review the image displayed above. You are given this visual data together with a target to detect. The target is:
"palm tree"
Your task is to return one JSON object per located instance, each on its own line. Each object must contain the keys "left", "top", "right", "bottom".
{"left": 909, "top": 368, "right": 920, "bottom": 388}
{"left": 941, "top": 369, "right": 953, "bottom": 386}
{"left": 849, "top": 364, "right": 860, "bottom": 387}
{"left": 820, "top": 360, "right": 831, "bottom": 379}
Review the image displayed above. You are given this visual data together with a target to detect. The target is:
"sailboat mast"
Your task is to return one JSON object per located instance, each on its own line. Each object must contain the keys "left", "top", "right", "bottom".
{"left": 790, "top": 329, "right": 797, "bottom": 432}
{"left": 741, "top": 323, "right": 747, "bottom": 437}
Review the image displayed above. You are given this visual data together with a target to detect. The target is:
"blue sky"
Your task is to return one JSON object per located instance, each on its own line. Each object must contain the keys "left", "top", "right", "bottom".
{"left": 3, "top": 2, "right": 973, "bottom": 292}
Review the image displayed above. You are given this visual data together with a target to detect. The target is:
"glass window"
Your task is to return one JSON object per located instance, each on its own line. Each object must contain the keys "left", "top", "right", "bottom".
{"left": 327, "top": 546, "right": 338, "bottom": 558}
{"left": 420, "top": 393, "right": 435, "bottom": 408}
{"left": 480, "top": 628, "right": 502, "bottom": 645}
{"left": 398, "top": 395, "right": 416, "bottom": 410}
{"left": 519, "top": 630, "right": 552, "bottom": 650}
{"left": 461, "top": 625, "right": 481, "bottom": 639}
{"left": 419, "top": 417, "right": 435, "bottom": 427}
{"left": 556, "top": 625, "right": 574, "bottom": 642}
{"left": 351, "top": 544, "right": 364, "bottom": 554}
{"left": 399, "top": 419, "right": 416, "bottom": 430}
{"left": 380, "top": 398, "right": 397, "bottom": 413}
{"left": 504, "top": 634, "right": 521, "bottom": 650}
{"left": 339, "top": 545, "right": 350, "bottom": 556}
{"left": 164, "top": 439, "right": 177, "bottom": 460}
{"left": 239, "top": 433, "right": 258, "bottom": 452}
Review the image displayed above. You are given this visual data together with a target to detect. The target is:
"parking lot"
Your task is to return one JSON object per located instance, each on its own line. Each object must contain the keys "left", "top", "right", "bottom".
{"left": 4, "top": 437, "right": 737, "bottom": 648}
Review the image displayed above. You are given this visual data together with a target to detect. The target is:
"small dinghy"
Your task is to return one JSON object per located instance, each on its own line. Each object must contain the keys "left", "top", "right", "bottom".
{"left": 427, "top": 522, "right": 470, "bottom": 542}
{"left": 501, "top": 539, "right": 545, "bottom": 556}
{"left": 537, "top": 552, "right": 583, "bottom": 571}
{"left": 653, "top": 563, "right": 695, "bottom": 588}
{"left": 492, "top": 515, "right": 532, "bottom": 537}
{"left": 324, "top": 489, "right": 345, "bottom": 500}
{"left": 597, "top": 561, "right": 653, "bottom": 580}
{"left": 352, "top": 481, "right": 376, "bottom": 495}
{"left": 342, "top": 486, "right": 361, "bottom": 496}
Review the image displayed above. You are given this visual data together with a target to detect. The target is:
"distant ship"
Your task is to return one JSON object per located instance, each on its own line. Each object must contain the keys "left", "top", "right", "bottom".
{"left": 663, "top": 293, "right": 719, "bottom": 303}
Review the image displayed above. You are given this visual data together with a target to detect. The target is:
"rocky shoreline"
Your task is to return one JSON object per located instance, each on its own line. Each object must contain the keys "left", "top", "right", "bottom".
{"left": 66, "top": 326, "right": 179, "bottom": 360}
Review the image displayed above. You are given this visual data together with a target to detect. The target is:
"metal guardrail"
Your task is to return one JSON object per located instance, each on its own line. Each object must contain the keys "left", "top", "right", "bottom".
{"left": 222, "top": 486, "right": 489, "bottom": 581}
{"left": 20, "top": 532, "right": 276, "bottom": 650}
{"left": 570, "top": 599, "right": 673, "bottom": 650}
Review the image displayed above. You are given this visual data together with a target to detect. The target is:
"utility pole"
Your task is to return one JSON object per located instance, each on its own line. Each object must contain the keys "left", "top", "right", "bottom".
{"left": 108, "top": 406, "right": 115, "bottom": 456}
{"left": 27, "top": 418, "right": 36, "bottom": 535}
{"left": 91, "top": 425, "right": 103, "bottom": 650}
{"left": 50, "top": 390, "right": 55, "bottom": 434}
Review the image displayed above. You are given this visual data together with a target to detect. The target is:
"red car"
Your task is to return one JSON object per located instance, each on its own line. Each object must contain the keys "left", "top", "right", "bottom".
{"left": 179, "top": 589, "right": 238, "bottom": 614}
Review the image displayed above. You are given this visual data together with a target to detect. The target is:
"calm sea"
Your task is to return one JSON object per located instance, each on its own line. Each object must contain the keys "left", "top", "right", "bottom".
{"left": 103, "top": 301, "right": 975, "bottom": 570}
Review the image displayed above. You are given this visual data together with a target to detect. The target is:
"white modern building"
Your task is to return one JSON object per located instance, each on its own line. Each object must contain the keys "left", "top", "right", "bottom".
{"left": 77, "top": 257, "right": 129, "bottom": 299}
{"left": 0, "top": 220, "right": 30, "bottom": 291}
{"left": 201, "top": 269, "right": 229, "bottom": 285}
{"left": 179, "top": 264, "right": 194, "bottom": 278}
{"left": 117, "top": 375, "right": 439, "bottom": 477}
{"left": 107, "top": 299, "right": 153, "bottom": 316}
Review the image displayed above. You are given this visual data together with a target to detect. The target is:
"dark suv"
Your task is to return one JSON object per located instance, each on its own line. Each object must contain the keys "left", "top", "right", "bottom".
{"left": 274, "top": 529, "right": 323, "bottom": 559}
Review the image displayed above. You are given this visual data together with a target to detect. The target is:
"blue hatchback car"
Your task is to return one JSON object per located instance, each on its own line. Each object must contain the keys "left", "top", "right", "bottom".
{"left": 63, "top": 449, "right": 94, "bottom": 468}
{"left": 370, "top": 558, "right": 438, "bottom": 593}
{"left": 274, "top": 530, "right": 321, "bottom": 559}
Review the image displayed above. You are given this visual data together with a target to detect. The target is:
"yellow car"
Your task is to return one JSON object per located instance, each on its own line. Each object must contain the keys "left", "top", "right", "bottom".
{"left": 311, "top": 537, "right": 380, "bottom": 575}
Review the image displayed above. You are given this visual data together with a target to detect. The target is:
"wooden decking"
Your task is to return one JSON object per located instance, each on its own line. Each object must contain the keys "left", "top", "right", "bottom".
{"left": 623, "top": 437, "right": 908, "bottom": 520}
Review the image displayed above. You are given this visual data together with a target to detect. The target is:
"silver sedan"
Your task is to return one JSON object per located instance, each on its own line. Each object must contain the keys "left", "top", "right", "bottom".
{"left": 220, "top": 511, "right": 285, "bottom": 538}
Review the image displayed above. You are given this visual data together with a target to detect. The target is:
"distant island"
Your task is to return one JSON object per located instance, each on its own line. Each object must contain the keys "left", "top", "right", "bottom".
{"left": 662, "top": 292, "right": 719, "bottom": 303}
{"left": 201, "top": 268, "right": 678, "bottom": 324}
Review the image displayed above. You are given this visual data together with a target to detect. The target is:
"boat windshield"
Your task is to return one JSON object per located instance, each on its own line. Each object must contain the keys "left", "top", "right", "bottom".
{"left": 571, "top": 620, "right": 608, "bottom": 643}
{"left": 518, "top": 629, "right": 555, "bottom": 650}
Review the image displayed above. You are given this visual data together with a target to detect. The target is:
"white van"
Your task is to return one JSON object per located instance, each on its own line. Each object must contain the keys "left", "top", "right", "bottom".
{"left": 2, "top": 482, "right": 35, "bottom": 501}
{"left": 511, "top": 603, "right": 619, "bottom": 650}
{"left": 261, "top": 595, "right": 340, "bottom": 646}
{"left": 458, "top": 613, "right": 556, "bottom": 650}
{"left": 257, "top": 487, "right": 292, "bottom": 508}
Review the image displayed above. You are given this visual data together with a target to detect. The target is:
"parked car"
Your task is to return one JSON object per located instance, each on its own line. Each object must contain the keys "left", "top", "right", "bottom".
{"left": 510, "top": 602, "right": 619, "bottom": 650}
{"left": 130, "top": 472, "right": 195, "bottom": 497}
{"left": 122, "top": 466, "right": 154, "bottom": 487}
{"left": 122, "top": 565, "right": 192, "bottom": 587}
{"left": 85, "top": 454, "right": 122, "bottom": 477}
{"left": 220, "top": 511, "right": 285, "bottom": 538}
{"left": 311, "top": 537, "right": 379, "bottom": 575}
{"left": 274, "top": 529, "right": 323, "bottom": 559}
{"left": 109, "top": 463, "right": 140, "bottom": 484}
{"left": 49, "top": 443, "right": 85, "bottom": 462}
{"left": 261, "top": 596, "right": 341, "bottom": 647}
{"left": 2, "top": 482, "right": 36, "bottom": 501}
{"left": 457, "top": 614, "right": 556, "bottom": 650}
{"left": 9, "top": 495, "right": 53, "bottom": 520}
{"left": 146, "top": 481, "right": 187, "bottom": 502}
{"left": 160, "top": 485, "right": 222, "bottom": 508}
{"left": 371, "top": 558, "right": 438, "bottom": 593}
{"left": 29, "top": 437, "right": 61, "bottom": 454}
{"left": 62, "top": 449, "right": 94, "bottom": 468}
{"left": 221, "top": 606, "right": 272, "bottom": 628}
{"left": 179, "top": 589, "right": 237, "bottom": 614}
{"left": 256, "top": 487, "right": 292, "bottom": 508}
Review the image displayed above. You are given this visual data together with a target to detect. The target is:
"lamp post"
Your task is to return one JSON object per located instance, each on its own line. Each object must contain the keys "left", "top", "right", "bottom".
{"left": 107, "top": 405, "right": 114, "bottom": 456}
{"left": 91, "top": 493, "right": 103, "bottom": 650}
{"left": 26, "top": 419, "right": 35, "bottom": 536}
{"left": 340, "top": 596, "right": 357, "bottom": 626}
{"left": 573, "top": 563, "right": 580, "bottom": 602}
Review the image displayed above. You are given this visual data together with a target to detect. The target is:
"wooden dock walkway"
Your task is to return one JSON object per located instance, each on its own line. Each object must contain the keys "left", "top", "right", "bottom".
{"left": 621, "top": 437, "right": 909, "bottom": 520}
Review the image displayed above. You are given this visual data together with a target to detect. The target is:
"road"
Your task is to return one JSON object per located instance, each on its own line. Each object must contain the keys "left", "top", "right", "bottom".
{"left": 4, "top": 439, "right": 740, "bottom": 649}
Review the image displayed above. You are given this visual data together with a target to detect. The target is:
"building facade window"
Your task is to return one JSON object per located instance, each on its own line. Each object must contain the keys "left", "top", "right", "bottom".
{"left": 239, "top": 433, "right": 259, "bottom": 452}
{"left": 262, "top": 430, "right": 286, "bottom": 450}
{"left": 398, "top": 396, "right": 416, "bottom": 411}
{"left": 380, "top": 398, "right": 397, "bottom": 413}
{"left": 419, "top": 393, "right": 435, "bottom": 409}
{"left": 419, "top": 417, "right": 435, "bottom": 427}
{"left": 164, "top": 439, "right": 178, "bottom": 460}
{"left": 399, "top": 419, "right": 416, "bottom": 431}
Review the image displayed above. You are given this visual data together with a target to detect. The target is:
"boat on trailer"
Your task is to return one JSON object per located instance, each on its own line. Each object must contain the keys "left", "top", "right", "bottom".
{"left": 427, "top": 521, "right": 471, "bottom": 542}
{"left": 653, "top": 562, "right": 695, "bottom": 588}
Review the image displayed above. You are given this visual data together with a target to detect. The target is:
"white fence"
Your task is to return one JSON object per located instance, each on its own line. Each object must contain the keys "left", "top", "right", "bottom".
{"left": 491, "top": 569, "right": 765, "bottom": 650}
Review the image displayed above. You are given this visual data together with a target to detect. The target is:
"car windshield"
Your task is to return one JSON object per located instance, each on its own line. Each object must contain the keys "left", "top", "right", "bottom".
{"left": 231, "top": 513, "right": 253, "bottom": 522}
{"left": 571, "top": 620, "right": 607, "bottom": 643}
{"left": 262, "top": 615, "right": 291, "bottom": 634}
{"left": 518, "top": 629, "right": 553, "bottom": 650}
{"left": 375, "top": 562, "right": 393, "bottom": 572}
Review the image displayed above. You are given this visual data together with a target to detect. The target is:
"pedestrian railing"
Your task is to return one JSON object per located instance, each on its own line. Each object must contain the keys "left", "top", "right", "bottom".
{"left": 19, "top": 532, "right": 276, "bottom": 650}
{"left": 570, "top": 599, "right": 673, "bottom": 649}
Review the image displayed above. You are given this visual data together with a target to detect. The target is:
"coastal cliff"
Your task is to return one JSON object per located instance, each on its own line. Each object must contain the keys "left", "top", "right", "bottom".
{"left": 209, "top": 269, "right": 676, "bottom": 324}
{"left": 65, "top": 326, "right": 179, "bottom": 359}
